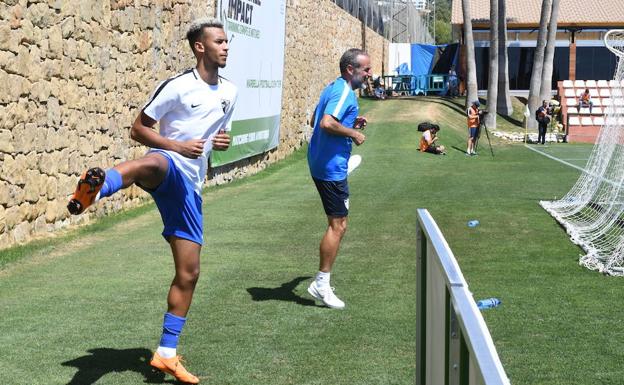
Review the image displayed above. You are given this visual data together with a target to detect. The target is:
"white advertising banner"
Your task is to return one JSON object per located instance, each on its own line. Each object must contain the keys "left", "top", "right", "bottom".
{"left": 389, "top": 43, "right": 412, "bottom": 74}
{"left": 213, "top": 0, "right": 287, "bottom": 166}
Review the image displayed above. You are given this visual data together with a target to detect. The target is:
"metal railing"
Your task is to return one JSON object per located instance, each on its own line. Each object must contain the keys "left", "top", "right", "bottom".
{"left": 416, "top": 209, "right": 510, "bottom": 385}
{"left": 379, "top": 74, "right": 453, "bottom": 96}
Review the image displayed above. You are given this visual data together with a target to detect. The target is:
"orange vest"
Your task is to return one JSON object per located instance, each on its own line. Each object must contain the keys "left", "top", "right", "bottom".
{"left": 420, "top": 130, "right": 434, "bottom": 151}
{"left": 467, "top": 106, "right": 479, "bottom": 128}
{"left": 581, "top": 92, "right": 590, "bottom": 102}
{"left": 419, "top": 136, "right": 429, "bottom": 152}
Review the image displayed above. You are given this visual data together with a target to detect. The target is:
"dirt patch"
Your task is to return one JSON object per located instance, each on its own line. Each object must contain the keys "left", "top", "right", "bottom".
{"left": 388, "top": 102, "right": 439, "bottom": 122}
{"left": 374, "top": 97, "right": 466, "bottom": 124}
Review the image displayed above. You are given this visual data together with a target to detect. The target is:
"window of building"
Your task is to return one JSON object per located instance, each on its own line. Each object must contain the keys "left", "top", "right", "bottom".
{"left": 576, "top": 47, "right": 617, "bottom": 81}
{"left": 474, "top": 46, "right": 569, "bottom": 90}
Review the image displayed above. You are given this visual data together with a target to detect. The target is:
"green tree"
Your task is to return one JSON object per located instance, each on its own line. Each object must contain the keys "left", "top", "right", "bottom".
{"left": 432, "top": 0, "right": 452, "bottom": 44}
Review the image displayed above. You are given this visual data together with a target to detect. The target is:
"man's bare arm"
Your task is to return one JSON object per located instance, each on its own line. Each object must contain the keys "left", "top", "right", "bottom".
{"left": 319, "top": 114, "right": 365, "bottom": 146}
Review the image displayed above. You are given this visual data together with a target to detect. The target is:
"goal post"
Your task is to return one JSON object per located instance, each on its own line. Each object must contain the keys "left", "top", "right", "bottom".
{"left": 540, "top": 29, "right": 624, "bottom": 275}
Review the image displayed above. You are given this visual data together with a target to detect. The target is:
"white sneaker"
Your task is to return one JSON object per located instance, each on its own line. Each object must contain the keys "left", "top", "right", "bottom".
{"left": 307, "top": 281, "right": 345, "bottom": 309}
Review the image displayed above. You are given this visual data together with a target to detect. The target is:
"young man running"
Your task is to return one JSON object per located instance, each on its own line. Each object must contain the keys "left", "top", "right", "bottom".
{"left": 306, "top": 48, "right": 371, "bottom": 309}
{"left": 67, "top": 18, "right": 237, "bottom": 383}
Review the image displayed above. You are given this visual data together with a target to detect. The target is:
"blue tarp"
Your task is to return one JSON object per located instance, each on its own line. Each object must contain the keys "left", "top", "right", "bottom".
{"left": 389, "top": 43, "right": 459, "bottom": 95}
{"left": 411, "top": 44, "right": 437, "bottom": 76}
{"left": 395, "top": 62, "right": 410, "bottom": 75}
{"left": 394, "top": 43, "right": 459, "bottom": 77}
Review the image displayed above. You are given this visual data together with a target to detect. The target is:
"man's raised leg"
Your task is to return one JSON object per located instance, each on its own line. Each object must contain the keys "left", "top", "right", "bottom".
{"left": 67, "top": 153, "right": 168, "bottom": 215}
{"left": 151, "top": 236, "right": 201, "bottom": 384}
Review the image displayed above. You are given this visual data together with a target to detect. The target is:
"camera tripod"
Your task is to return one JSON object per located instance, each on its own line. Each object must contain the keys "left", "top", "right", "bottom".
{"left": 474, "top": 115, "right": 494, "bottom": 157}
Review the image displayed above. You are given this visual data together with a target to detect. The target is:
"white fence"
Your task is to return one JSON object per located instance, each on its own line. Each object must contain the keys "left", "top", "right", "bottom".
{"left": 416, "top": 209, "right": 510, "bottom": 385}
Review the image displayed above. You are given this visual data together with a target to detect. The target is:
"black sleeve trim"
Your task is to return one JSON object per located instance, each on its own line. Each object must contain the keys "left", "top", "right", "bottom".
{"left": 143, "top": 69, "right": 194, "bottom": 111}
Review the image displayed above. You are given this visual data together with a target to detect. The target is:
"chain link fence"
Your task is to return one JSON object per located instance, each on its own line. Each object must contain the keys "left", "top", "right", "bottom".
{"left": 331, "top": 0, "right": 432, "bottom": 43}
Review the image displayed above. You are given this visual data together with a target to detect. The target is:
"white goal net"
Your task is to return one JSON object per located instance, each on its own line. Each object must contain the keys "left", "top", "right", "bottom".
{"left": 540, "top": 30, "right": 624, "bottom": 275}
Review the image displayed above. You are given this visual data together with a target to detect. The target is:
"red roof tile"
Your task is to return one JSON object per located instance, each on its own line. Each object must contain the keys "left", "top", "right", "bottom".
{"left": 451, "top": 0, "right": 624, "bottom": 27}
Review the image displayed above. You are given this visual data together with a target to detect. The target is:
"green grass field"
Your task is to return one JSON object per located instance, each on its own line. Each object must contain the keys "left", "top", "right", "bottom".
{"left": 1, "top": 97, "right": 623, "bottom": 384}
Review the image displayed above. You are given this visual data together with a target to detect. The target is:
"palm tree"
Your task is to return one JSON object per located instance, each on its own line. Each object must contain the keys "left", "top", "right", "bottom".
{"left": 540, "top": 0, "right": 561, "bottom": 103}
{"left": 527, "top": 0, "right": 552, "bottom": 130}
{"left": 497, "top": 0, "right": 513, "bottom": 116}
{"left": 462, "top": 0, "right": 478, "bottom": 106}
{"left": 485, "top": 0, "right": 498, "bottom": 128}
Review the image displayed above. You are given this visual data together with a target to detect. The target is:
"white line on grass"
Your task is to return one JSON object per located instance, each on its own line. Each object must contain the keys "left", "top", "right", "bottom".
{"left": 525, "top": 144, "right": 623, "bottom": 188}
{"left": 524, "top": 144, "right": 587, "bottom": 173}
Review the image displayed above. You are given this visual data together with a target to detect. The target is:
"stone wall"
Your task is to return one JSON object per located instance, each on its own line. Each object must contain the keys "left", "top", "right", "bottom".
{"left": 0, "top": 0, "right": 388, "bottom": 250}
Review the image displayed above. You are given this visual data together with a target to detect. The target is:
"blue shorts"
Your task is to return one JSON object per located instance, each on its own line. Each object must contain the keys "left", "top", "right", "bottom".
{"left": 313, "top": 177, "right": 349, "bottom": 217}
{"left": 469, "top": 127, "right": 479, "bottom": 138}
{"left": 142, "top": 153, "right": 203, "bottom": 245}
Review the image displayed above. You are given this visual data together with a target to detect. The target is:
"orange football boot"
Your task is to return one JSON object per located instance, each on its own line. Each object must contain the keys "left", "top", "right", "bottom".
{"left": 67, "top": 167, "right": 106, "bottom": 215}
{"left": 150, "top": 352, "right": 200, "bottom": 384}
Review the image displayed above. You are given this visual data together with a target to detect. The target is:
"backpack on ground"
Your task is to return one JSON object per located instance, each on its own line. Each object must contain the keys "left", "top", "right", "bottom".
{"left": 418, "top": 122, "right": 439, "bottom": 132}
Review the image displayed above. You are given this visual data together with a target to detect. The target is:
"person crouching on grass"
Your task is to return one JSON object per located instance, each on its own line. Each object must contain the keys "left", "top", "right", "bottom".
{"left": 419, "top": 126, "right": 446, "bottom": 155}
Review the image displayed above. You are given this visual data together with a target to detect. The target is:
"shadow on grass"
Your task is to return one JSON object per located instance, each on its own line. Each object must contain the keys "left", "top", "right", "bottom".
{"left": 499, "top": 113, "right": 524, "bottom": 127}
{"left": 451, "top": 145, "right": 468, "bottom": 155}
{"left": 62, "top": 347, "right": 181, "bottom": 384}
{"left": 247, "top": 276, "right": 317, "bottom": 307}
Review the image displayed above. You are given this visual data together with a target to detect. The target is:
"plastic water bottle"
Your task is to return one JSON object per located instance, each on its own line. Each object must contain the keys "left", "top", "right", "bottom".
{"left": 467, "top": 220, "right": 480, "bottom": 227}
{"left": 476, "top": 298, "right": 501, "bottom": 310}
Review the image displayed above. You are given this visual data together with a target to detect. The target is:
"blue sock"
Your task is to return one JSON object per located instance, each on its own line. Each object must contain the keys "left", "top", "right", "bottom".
{"left": 99, "top": 169, "right": 123, "bottom": 199}
{"left": 159, "top": 312, "right": 187, "bottom": 348}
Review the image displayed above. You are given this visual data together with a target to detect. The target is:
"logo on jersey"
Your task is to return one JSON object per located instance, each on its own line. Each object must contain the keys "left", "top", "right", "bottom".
{"left": 221, "top": 99, "right": 231, "bottom": 113}
{"left": 344, "top": 198, "right": 349, "bottom": 210}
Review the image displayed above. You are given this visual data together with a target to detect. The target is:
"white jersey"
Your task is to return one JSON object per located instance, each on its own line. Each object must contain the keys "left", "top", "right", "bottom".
{"left": 143, "top": 68, "right": 238, "bottom": 193}
{"left": 423, "top": 130, "right": 432, "bottom": 143}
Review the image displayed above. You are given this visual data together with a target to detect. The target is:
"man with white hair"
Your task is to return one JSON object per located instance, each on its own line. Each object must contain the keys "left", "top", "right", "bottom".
{"left": 307, "top": 48, "right": 370, "bottom": 309}
{"left": 66, "top": 18, "right": 237, "bottom": 383}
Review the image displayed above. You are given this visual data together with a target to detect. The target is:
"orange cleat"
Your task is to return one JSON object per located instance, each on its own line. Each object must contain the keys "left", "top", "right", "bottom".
{"left": 67, "top": 167, "right": 106, "bottom": 215}
{"left": 150, "top": 352, "right": 200, "bottom": 384}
